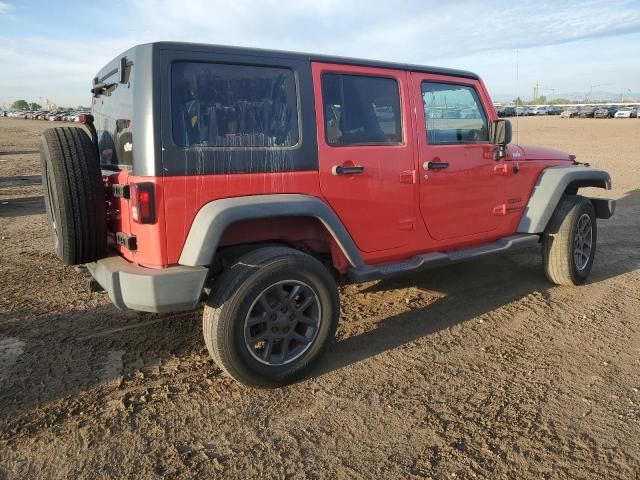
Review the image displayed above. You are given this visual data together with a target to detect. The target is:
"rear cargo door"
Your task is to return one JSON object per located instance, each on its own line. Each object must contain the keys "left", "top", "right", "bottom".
{"left": 311, "top": 62, "right": 417, "bottom": 253}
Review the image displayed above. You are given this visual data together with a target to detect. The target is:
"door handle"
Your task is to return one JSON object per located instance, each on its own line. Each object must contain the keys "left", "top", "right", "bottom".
{"left": 425, "top": 161, "right": 449, "bottom": 170}
{"left": 332, "top": 165, "right": 364, "bottom": 175}
{"left": 424, "top": 161, "right": 449, "bottom": 170}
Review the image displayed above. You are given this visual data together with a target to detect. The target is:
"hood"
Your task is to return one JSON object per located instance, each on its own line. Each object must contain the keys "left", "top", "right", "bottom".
{"left": 508, "top": 144, "right": 573, "bottom": 162}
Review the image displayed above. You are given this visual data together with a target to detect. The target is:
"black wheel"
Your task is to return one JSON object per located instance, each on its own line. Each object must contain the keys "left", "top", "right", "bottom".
{"left": 203, "top": 246, "right": 339, "bottom": 387}
{"left": 40, "top": 127, "right": 107, "bottom": 265}
{"left": 543, "top": 195, "right": 597, "bottom": 286}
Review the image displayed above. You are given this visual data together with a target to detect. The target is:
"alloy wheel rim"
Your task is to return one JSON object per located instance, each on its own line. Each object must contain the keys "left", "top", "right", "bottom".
{"left": 573, "top": 213, "right": 593, "bottom": 271}
{"left": 243, "top": 280, "right": 321, "bottom": 366}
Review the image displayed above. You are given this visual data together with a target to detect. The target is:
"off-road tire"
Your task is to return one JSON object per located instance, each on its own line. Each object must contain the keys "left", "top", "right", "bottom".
{"left": 203, "top": 246, "right": 340, "bottom": 387}
{"left": 543, "top": 195, "right": 597, "bottom": 286}
{"left": 40, "top": 127, "right": 107, "bottom": 265}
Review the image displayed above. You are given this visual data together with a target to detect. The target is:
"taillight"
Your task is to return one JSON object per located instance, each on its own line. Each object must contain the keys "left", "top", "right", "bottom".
{"left": 78, "top": 113, "right": 94, "bottom": 125}
{"left": 130, "top": 182, "right": 155, "bottom": 224}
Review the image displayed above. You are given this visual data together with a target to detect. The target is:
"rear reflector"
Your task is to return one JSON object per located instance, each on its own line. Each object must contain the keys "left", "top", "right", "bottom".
{"left": 130, "top": 182, "right": 156, "bottom": 224}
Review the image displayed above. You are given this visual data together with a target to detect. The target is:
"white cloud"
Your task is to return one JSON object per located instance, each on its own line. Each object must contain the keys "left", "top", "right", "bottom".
{"left": 0, "top": 1, "right": 12, "bottom": 14}
{"left": 1, "top": 0, "right": 639, "bottom": 106}
{"left": 123, "top": 0, "right": 640, "bottom": 62}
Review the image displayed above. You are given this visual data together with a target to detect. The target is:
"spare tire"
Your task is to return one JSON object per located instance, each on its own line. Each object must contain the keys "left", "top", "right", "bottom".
{"left": 40, "top": 127, "right": 107, "bottom": 265}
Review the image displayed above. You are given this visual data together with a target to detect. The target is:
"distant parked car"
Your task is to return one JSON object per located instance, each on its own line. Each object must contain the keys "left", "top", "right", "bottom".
{"left": 614, "top": 106, "right": 638, "bottom": 118}
{"left": 499, "top": 106, "right": 516, "bottom": 117}
{"left": 530, "top": 105, "right": 550, "bottom": 115}
{"left": 547, "top": 106, "right": 562, "bottom": 115}
{"left": 594, "top": 106, "right": 618, "bottom": 118}
{"left": 560, "top": 106, "right": 581, "bottom": 118}
{"left": 515, "top": 106, "right": 530, "bottom": 116}
{"left": 429, "top": 107, "right": 460, "bottom": 119}
{"left": 460, "top": 107, "right": 481, "bottom": 119}
{"left": 578, "top": 106, "right": 597, "bottom": 118}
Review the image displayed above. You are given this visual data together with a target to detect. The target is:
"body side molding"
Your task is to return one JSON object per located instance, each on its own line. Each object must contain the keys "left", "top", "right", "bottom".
{"left": 517, "top": 165, "right": 613, "bottom": 233}
{"left": 178, "top": 194, "right": 364, "bottom": 268}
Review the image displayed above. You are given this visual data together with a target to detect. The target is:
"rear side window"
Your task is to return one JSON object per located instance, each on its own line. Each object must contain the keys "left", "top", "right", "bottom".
{"left": 321, "top": 73, "right": 402, "bottom": 146}
{"left": 421, "top": 82, "right": 488, "bottom": 144}
{"left": 171, "top": 62, "right": 299, "bottom": 148}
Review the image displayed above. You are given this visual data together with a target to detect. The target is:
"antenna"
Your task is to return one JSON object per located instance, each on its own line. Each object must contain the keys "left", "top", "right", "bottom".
{"left": 515, "top": 49, "right": 519, "bottom": 144}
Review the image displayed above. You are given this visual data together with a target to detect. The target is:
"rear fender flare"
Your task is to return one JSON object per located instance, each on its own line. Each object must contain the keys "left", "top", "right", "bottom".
{"left": 178, "top": 194, "right": 364, "bottom": 268}
{"left": 517, "top": 166, "right": 613, "bottom": 233}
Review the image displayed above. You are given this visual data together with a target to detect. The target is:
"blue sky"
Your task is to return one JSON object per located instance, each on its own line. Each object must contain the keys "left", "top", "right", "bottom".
{"left": 1, "top": 0, "right": 639, "bottom": 107}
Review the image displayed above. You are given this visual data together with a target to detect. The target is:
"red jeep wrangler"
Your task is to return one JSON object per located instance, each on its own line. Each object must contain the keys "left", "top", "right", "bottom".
{"left": 40, "top": 42, "right": 614, "bottom": 387}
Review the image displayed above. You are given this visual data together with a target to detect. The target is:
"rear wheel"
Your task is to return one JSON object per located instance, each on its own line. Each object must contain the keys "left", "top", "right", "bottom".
{"left": 203, "top": 246, "right": 339, "bottom": 387}
{"left": 40, "top": 127, "right": 106, "bottom": 265}
{"left": 543, "top": 195, "right": 597, "bottom": 286}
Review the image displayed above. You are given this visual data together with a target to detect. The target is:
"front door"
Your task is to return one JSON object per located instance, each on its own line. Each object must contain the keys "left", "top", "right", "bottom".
{"left": 312, "top": 63, "right": 416, "bottom": 253}
{"left": 411, "top": 73, "right": 504, "bottom": 241}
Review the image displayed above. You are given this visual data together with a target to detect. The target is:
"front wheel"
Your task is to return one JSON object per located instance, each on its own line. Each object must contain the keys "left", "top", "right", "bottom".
{"left": 543, "top": 195, "right": 597, "bottom": 286}
{"left": 203, "top": 246, "right": 340, "bottom": 387}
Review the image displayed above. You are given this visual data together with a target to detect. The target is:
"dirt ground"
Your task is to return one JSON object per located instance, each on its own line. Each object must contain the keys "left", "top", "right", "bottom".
{"left": 0, "top": 116, "right": 639, "bottom": 479}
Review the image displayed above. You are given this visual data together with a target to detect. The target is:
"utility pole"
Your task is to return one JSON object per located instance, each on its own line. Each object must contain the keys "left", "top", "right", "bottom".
{"left": 542, "top": 86, "right": 555, "bottom": 99}
{"left": 587, "top": 83, "right": 613, "bottom": 102}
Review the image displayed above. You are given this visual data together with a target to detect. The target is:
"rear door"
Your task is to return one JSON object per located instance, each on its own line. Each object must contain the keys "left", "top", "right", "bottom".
{"left": 410, "top": 73, "right": 504, "bottom": 240}
{"left": 311, "top": 62, "right": 416, "bottom": 253}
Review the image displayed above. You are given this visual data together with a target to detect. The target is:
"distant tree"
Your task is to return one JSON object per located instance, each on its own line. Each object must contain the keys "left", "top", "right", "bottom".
{"left": 11, "top": 99, "right": 29, "bottom": 110}
{"left": 29, "top": 102, "right": 42, "bottom": 110}
{"left": 513, "top": 97, "right": 523, "bottom": 106}
{"left": 549, "top": 98, "right": 573, "bottom": 105}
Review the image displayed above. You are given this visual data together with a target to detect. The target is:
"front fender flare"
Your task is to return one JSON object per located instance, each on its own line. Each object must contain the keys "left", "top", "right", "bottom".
{"left": 517, "top": 165, "right": 612, "bottom": 233}
{"left": 178, "top": 194, "right": 364, "bottom": 268}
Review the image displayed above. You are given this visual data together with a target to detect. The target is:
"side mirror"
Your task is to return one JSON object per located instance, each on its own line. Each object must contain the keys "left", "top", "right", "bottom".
{"left": 490, "top": 119, "right": 511, "bottom": 161}
{"left": 490, "top": 119, "right": 512, "bottom": 145}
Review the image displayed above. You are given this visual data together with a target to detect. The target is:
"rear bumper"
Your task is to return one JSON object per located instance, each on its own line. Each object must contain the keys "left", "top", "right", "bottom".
{"left": 86, "top": 256, "right": 208, "bottom": 313}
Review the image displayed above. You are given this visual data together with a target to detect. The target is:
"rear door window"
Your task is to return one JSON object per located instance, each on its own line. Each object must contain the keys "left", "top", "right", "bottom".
{"left": 321, "top": 73, "right": 402, "bottom": 146}
{"left": 171, "top": 62, "right": 299, "bottom": 148}
{"left": 421, "top": 82, "right": 488, "bottom": 144}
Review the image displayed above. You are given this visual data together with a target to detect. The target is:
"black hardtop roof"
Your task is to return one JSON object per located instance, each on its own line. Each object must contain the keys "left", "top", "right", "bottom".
{"left": 145, "top": 41, "right": 480, "bottom": 80}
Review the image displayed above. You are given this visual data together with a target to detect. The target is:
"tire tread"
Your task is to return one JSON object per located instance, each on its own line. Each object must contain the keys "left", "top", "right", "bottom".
{"left": 41, "top": 126, "right": 106, "bottom": 265}
{"left": 543, "top": 195, "right": 596, "bottom": 286}
{"left": 203, "top": 246, "right": 339, "bottom": 387}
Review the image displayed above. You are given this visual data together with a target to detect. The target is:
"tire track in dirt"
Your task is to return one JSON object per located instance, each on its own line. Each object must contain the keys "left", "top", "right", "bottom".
{"left": 1, "top": 117, "right": 639, "bottom": 478}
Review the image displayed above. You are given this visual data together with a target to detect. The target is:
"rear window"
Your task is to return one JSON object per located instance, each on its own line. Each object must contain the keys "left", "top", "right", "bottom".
{"left": 321, "top": 73, "right": 402, "bottom": 146}
{"left": 171, "top": 62, "right": 299, "bottom": 148}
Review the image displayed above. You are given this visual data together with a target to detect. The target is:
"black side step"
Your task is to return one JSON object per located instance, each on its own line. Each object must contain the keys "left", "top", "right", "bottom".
{"left": 348, "top": 234, "right": 540, "bottom": 283}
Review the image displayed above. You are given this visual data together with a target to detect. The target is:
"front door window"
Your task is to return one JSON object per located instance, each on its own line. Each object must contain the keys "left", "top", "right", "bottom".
{"left": 421, "top": 82, "right": 489, "bottom": 145}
